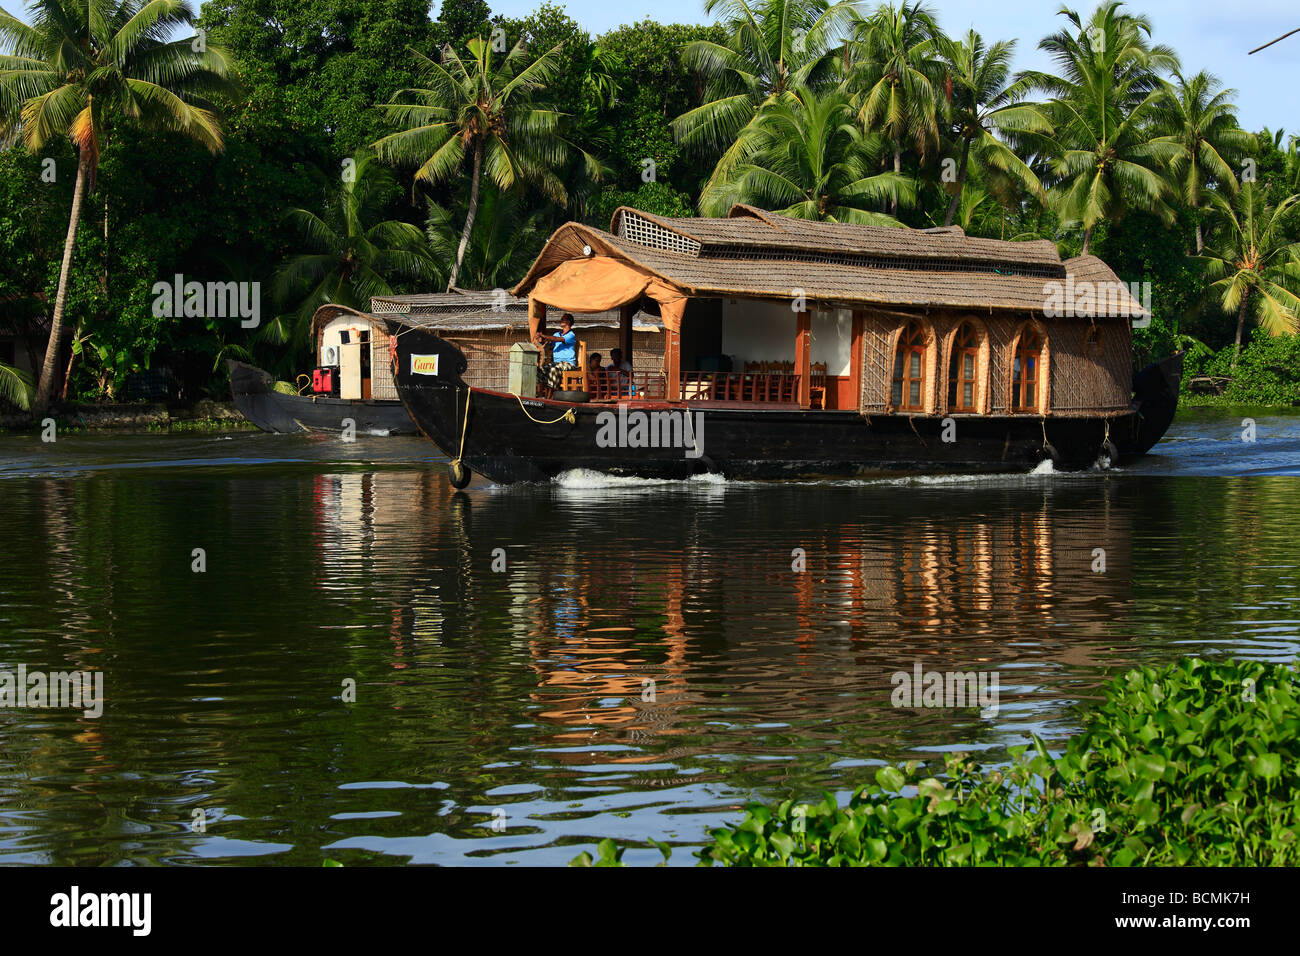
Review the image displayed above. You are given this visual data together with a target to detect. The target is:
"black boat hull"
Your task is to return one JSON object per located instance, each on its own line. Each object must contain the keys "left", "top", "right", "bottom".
{"left": 388, "top": 326, "right": 1182, "bottom": 484}
{"left": 227, "top": 360, "right": 416, "bottom": 435}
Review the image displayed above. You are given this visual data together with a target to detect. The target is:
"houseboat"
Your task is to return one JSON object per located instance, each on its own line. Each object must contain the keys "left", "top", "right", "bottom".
{"left": 229, "top": 291, "right": 659, "bottom": 434}
{"left": 386, "top": 204, "right": 1182, "bottom": 486}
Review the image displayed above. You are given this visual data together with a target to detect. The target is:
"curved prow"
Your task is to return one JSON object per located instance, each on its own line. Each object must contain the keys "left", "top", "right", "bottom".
{"left": 227, "top": 359, "right": 309, "bottom": 433}
{"left": 1130, "top": 352, "right": 1184, "bottom": 456}
{"left": 385, "top": 321, "right": 469, "bottom": 389}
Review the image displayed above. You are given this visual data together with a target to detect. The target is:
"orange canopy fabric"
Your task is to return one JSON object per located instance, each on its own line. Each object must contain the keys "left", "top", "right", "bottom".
{"left": 528, "top": 255, "right": 686, "bottom": 338}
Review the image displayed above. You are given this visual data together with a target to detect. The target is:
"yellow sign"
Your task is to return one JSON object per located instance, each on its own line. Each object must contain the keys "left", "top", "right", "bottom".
{"left": 410, "top": 354, "right": 440, "bottom": 376}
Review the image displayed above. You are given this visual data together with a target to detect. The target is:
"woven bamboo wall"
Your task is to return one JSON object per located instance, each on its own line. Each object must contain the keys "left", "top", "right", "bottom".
{"left": 858, "top": 310, "right": 1132, "bottom": 417}
{"left": 439, "top": 328, "right": 666, "bottom": 392}
{"left": 370, "top": 325, "right": 397, "bottom": 400}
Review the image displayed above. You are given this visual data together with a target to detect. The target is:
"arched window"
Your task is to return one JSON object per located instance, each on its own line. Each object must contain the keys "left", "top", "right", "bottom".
{"left": 948, "top": 322, "right": 980, "bottom": 412}
{"left": 1012, "top": 328, "right": 1042, "bottom": 413}
{"left": 891, "top": 322, "right": 927, "bottom": 411}
{"left": 1084, "top": 325, "right": 1102, "bottom": 359}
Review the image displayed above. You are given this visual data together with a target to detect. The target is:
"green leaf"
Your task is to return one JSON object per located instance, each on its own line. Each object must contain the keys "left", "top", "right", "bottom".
{"left": 876, "top": 766, "right": 906, "bottom": 793}
{"left": 1250, "top": 753, "right": 1282, "bottom": 779}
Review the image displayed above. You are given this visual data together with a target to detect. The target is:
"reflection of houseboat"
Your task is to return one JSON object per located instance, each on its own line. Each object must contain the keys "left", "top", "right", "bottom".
{"left": 388, "top": 205, "right": 1182, "bottom": 486}
{"left": 229, "top": 291, "right": 664, "bottom": 434}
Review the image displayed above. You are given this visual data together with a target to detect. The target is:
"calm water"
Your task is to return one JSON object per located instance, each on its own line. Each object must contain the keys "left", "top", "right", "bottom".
{"left": 1, "top": 406, "right": 1298, "bottom": 866}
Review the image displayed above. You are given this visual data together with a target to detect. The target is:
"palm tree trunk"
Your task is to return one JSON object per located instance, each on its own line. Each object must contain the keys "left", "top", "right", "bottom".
{"left": 1232, "top": 288, "right": 1250, "bottom": 368}
{"left": 35, "top": 148, "right": 90, "bottom": 413}
{"left": 890, "top": 145, "right": 901, "bottom": 217}
{"left": 1081, "top": 225, "right": 1093, "bottom": 256}
{"left": 61, "top": 195, "right": 107, "bottom": 402}
{"left": 447, "top": 139, "right": 484, "bottom": 292}
{"left": 1195, "top": 222, "right": 1203, "bottom": 255}
{"left": 943, "top": 138, "right": 972, "bottom": 228}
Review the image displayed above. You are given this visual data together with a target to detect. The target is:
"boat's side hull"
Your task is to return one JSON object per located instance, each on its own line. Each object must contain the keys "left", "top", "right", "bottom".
{"left": 388, "top": 326, "right": 1182, "bottom": 483}
{"left": 227, "top": 360, "right": 416, "bottom": 435}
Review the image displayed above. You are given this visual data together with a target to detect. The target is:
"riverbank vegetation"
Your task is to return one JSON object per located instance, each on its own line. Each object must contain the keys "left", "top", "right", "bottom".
{"left": 571, "top": 656, "right": 1300, "bottom": 866}
{"left": 3, "top": 0, "right": 1300, "bottom": 410}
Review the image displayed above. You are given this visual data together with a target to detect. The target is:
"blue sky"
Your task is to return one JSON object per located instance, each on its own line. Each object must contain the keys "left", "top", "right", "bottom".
{"left": 483, "top": 0, "right": 1300, "bottom": 134}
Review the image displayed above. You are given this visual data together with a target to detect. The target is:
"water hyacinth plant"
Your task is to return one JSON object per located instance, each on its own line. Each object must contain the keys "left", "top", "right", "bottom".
{"left": 572, "top": 657, "right": 1300, "bottom": 866}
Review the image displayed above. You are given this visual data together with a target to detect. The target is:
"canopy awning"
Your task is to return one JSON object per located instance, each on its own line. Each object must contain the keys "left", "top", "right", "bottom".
{"left": 527, "top": 255, "right": 687, "bottom": 340}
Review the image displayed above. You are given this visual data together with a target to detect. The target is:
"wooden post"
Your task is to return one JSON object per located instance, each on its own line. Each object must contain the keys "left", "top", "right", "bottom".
{"left": 665, "top": 326, "right": 681, "bottom": 401}
{"left": 849, "top": 310, "right": 865, "bottom": 412}
{"left": 619, "top": 303, "right": 633, "bottom": 365}
{"left": 795, "top": 309, "right": 811, "bottom": 408}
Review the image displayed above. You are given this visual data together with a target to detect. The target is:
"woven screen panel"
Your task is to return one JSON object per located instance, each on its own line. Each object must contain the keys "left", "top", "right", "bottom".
{"left": 860, "top": 314, "right": 895, "bottom": 412}
{"left": 986, "top": 320, "right": 1015, "bottom": 413}
{"left": 617, "top": 211, "right": 702, "bottom": 256}
{"left": 1046, "top": 319, "right": 1132, "bottom": 414}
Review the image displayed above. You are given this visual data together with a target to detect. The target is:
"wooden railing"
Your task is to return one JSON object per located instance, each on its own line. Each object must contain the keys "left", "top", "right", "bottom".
{"left": 559, "top": 368, "right": 667, "bottom": 400}
{"left": 680, "top": 371, "right": 802, "bottom": 404}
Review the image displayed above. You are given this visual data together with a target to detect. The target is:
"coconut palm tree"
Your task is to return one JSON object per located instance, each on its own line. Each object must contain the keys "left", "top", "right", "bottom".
{"left": 720, "top": 85, "right": 914, "bottom": 224}
{"left": 265, "top": 151, "right": 437, "bottom": 349}
{"left": 426, "top": 182, "right": 548, "bottom": 291}
{"left": 1021, "top": 2, "right": 1181, "bottom": 253}
{"left": 935, "top": 30, "right": 1049, "bottom": 227}
{"left": 1198, "top": 184, "right": 1300, "bottom": 364}
{"left": 847, "top": 1, "right": 942, "bottom": 215}
{"left": 0, "top": 0, "right": 234, "bottom": 412}
{"left": 373, "top": 35, "right": 598, "bottom": 291}
{"left": 1149, "top": 71, "right": 1255, "bottom": 252}
{"left": 672, "top": 0, "right": 858, "bottom": 215}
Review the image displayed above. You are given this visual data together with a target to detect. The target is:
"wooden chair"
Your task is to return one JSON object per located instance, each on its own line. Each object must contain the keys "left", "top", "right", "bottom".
{"left": 559, "top": 340, "right": 588, "bottom": 392}
{"left": 682, "top": 375, "right": 713, "bottom": 400}
{"left": 810, "top": 361, "right": 828, "bottom": 409}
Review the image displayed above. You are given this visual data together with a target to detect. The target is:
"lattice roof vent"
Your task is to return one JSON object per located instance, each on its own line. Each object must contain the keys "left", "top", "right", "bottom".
{"left": 616, "top": 210, "right": 702, "bottom": 256}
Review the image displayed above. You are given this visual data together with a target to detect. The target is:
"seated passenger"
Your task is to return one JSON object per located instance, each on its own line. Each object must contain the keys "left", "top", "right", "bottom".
{"left": 534, "top": 314, "right": 578, "bottom": 390}
{"left": 606, "top": 348, "right": 633, "bottom": 373}
{"left": 587, "top": 353, "right": 606, "bottom": 396}
{"left": 606, "top": 348, "right": 635, "bottom": 397}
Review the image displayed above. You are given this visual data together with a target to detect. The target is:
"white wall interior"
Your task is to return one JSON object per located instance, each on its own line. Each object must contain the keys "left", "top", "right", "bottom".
{"left": 721, "top": 298, "right": 797, "bottom": 364}
{"left": 319, "top": 316, "right": 371, "bottom": 365}
{"left": 811, "top": 309, "right": 852, "bottom": 376}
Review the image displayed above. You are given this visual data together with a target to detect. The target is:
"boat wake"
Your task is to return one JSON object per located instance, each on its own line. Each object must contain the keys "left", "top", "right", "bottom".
{"left": 553, "top": 469, "right": 731, "bottom": 491}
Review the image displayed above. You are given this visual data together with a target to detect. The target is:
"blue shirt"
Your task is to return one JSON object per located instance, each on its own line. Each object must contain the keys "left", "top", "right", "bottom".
{"left": 552, "top": 330, "right": 577, "bottom": 365}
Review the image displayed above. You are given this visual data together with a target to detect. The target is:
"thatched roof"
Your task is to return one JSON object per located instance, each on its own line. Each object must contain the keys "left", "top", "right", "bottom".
{"left": 512, "top": 205, "right": 1148, "bottom": 321}
{"left": 359, "top": 290, "right": 660, "bottom": 332}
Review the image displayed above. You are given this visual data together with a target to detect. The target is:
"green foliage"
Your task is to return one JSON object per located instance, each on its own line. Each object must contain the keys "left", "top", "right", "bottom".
{"left": 2, "top": 1, "right": 1297, "bottom": 402}
{"left": 591, "top": 19, "right": 725, "bottom": 193}
{"left": 1021, "top": 2, "right": 1182, "bottom": 251}
{"left": 568, "top": 837, "right": 672, "bottom": 867}
{"left": 437, "top": 0, "right": 492, "bottom": 48}
{"left": 674, "top": 0, "right": 859, "bottom": 213}
{"left": 0, "top": 361, "right": 33, "bottom": 409}
{"left": 586, "top": 182, "right": 696, "bottom": 229}
{"left": 199, "top": 0, "right": 436, "bottom": 157}
{"left": 719, "top": 84, "right": 912, "bottom": 224}
{"left": 427, "top": 183, "right": 548, "bottom": 290}
{"left": 267, "top": 149, "right": 437, "bottom": 352}
{"left": 1182, "top": 329, "right": 1300, "bottom": 406}
{"left": 570, "top": 657, "right": 1300, "bottom": 866}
